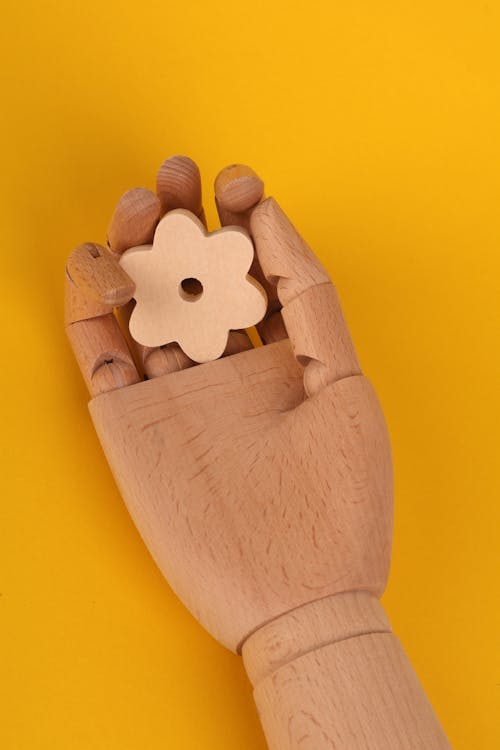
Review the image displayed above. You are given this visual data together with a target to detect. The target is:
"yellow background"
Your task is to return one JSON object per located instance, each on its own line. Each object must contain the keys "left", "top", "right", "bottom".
{"left": 1, "top": 1, "right": 499, "bottom": 748}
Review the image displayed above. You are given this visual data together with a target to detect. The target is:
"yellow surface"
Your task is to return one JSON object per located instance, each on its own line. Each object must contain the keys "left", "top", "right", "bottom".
{"left": 1, "top": 2, "right": 499, "bottom": 748}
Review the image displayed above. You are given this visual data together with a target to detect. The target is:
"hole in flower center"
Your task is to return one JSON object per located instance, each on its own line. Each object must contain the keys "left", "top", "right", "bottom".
{"left": 179, "top": 277, "right": 203, "bottom": 302}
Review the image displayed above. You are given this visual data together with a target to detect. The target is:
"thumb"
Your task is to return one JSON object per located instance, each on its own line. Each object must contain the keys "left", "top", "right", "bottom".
{"left": 250, "top": 198, "right": 361, "bottom": 397}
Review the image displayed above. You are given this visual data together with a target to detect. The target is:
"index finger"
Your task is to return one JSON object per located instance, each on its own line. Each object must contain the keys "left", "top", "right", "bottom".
{"left": 250, "top": 197, "right": 361, "bottom": 397}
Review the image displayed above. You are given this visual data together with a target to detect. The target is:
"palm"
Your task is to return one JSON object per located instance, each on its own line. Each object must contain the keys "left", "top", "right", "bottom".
{"left": 90, "top": 336, "right": 391, "bottom": 652}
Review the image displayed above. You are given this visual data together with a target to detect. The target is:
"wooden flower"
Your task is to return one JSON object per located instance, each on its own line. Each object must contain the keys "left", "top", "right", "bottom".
{"left": 119, "top": 209, "right": 267, "bottom": 362}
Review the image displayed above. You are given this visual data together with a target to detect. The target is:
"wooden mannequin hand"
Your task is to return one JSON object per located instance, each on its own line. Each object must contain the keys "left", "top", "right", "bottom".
{"left": 66, "top": 156, "right": 390, "bottom": 647}
{"left": 65, "top": 157, "right": 451, "bottom": 749}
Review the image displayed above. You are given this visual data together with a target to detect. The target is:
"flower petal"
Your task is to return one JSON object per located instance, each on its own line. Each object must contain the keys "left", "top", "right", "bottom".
{"left": 206, "top": 226, "right": 255, "bottom": 277}
{"left": 220, "top": 276, "right": 268, "bottom": 331}
{"left": 153, "top": 208, "right": 206, "bottom": 253}
{"left": 177, "top": 325, "right": 230, "bottom": 363}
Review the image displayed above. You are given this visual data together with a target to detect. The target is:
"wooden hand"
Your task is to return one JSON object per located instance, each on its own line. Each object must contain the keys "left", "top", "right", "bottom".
{"left": 65, "top": 157, "right": 451, "bottom": 749}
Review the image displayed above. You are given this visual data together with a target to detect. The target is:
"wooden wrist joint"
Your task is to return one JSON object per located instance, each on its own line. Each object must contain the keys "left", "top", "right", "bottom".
{"left": 243, "top": 592, "right": 452, "bottom": 749}
{"left": 242, "top": 591, "right": 390, "bottom": 687}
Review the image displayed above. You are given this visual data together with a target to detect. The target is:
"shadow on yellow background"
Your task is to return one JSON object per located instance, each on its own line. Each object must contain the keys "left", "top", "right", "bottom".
{"left": 1, "top": 2, "right": 498, "bottom": 748}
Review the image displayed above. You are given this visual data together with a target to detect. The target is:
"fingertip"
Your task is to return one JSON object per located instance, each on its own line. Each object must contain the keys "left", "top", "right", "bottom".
{"left": 107, "top": 187, "right": 160, "bottom": 255}
{"left": 249, "top": 195, "right": 280, "bottom": 234}
{"left": 215, "top": 171, "right": 278, "bottom": 329}
{"left": 67, "top": 243, "right": 136, "bottom": 307}
{"left": 142, "top": 343, "right": 195, "bottom": 378}
{"left": 156, "top": 155, "right": 202, "bottom": 216}
{"left": 250, "top": 197, "right": 329, "bottom": 304}
{"left": 214, "top": 164, "right": 264, "bottom": 214}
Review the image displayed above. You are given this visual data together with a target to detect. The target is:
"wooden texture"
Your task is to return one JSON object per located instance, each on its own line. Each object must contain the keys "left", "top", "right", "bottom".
{"left": 65, "top": 266, "right": 140, "bottom": 395}
{"left": 66, "top": 159, "right": 451, "bottom": 748}
{"left": 119, "top": 209, "right": 267, "bottom": 362}
{"left": 157, "top": 155, "right": 205, "bottom": 221}
{"left": 107, "top": 187, "right": 160, "bottom": 255}
{"left": 134, "top": 333, "right": 252, "bottom": 379}
{"left": 67, "top": 314, "right": 140, "bottom": 395}
{"left": 243, "top": 593, "right": 451, "bottom": 748}
{"left": 108, "top": 159, "right": 208, "bottom": 379}
{"left": 214, "top": 163, "right": 264, "bottom": 216}
{"left": 283, "top": 282, "right": 361, "bottom": 396}
{"left": 251, "top": 630, "right": 451, "bottom": 749}
{"left": 251, "top": 196, "right": 330, "bottom": 303}
{"left": 65, "top": 159, "right": 254, "bottom": 389}
{"left": 258, "top": 309, "right": 288, "bottom": 344}
{"left": 251, "top": 197, "right": 361, "bottom": 396}
{"left": 242, "top": 592, "right": 391, "bottom": 686}
{"left": 214, "top": 163, "right": 283, "bottom": 341}
{"left": 89, "top": 340, "right": 393, "bottom": 651}
{"left": 67, "top": 242, "right": 135, "bottom": 306}
{"left": 64, "top": 271, "right": 112, "bottom": 327}
{"left": 223, "top": 330, "right": 254, "bottom": 356}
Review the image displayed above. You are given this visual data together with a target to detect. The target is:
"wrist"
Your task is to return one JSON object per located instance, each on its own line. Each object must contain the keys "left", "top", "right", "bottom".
{"left": 242, "top": 591, "right": 390, "bottom": 686}
{"left": 242, "top": 592, "right": 451, "bottom": 750}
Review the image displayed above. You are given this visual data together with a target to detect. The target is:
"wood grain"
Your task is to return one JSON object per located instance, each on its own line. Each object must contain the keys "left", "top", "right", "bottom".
{"left": 215, "top": 163, "right": 264, "bottom": 217}
{"left": 66, "top": 161, "right": 451, "bottom": 749}
{"left": 89, "top": 340, "right": 392, "bottom": 651}
{"left": 107, "top": 187, "right": 160, "bottom": 255}
{"left": 214, "top": 165, "right": 284, "bottom": 344}
{"left": 67, "top": 242, "right": 135, "bottom": 307}
{"left": 67, "top": 314, "right": 140, "bottom": 396}
{"left": 251, "top": 196, "right": 329, "bottom": 304}
{"left": 156, "top": 155, "right": 204, "bottom": 221}
{"left": 242, "top": 592, "right": 391, "bottom": 686}
{"left": 252, "top": 197, "right": 361, "bottom": 395}
{"left": 252, "top": 628, "right": 451, "bottom": 749}
{"left": 243, "top": 592, "right": 450, "bottom": 748}
{"left": 64, "top": 271, "right": 111, "bottom": 327}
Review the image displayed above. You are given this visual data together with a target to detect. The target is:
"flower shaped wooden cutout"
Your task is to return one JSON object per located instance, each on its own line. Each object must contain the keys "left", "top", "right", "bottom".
{"left": 119, "top": 209, "right": 267, "bottom": 363}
